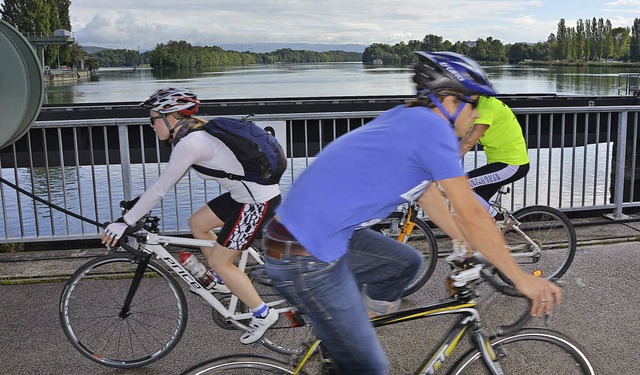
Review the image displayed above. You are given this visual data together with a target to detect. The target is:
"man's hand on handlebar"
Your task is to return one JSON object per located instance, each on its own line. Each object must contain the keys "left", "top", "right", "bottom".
{"left": 512, "top": 274, "right": 563, "bottom": 318}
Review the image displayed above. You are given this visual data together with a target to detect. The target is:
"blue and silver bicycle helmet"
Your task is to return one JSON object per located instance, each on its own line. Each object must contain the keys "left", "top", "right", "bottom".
{"left": 413, "top": 51, "right": 497, "bottom": 97}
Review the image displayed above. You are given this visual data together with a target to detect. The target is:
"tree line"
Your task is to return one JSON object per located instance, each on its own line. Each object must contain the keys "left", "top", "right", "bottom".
{"left": 364, "top": 18, "right": 640, "bottom": 65}
{"left": 147, "top": 41, "right": 361, "bottom": 69}
{"left": 84, "top": 41, "right": 361, "bottom": 69}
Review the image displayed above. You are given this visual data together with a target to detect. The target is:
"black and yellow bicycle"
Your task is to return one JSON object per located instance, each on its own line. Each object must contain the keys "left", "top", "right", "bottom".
{"left": 181, "top": 254, "right": 595, "bottom": 374}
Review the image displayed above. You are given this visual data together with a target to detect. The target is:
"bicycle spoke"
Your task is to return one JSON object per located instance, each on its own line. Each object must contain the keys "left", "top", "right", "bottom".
{"left": 502, "top": 206, "right": 576, "bottom": 280}
{"left": 60, "top": 255, "right": 187, "bottom": 368}
{"left": 452, "top": 329, "right": 595, "bottom": 374}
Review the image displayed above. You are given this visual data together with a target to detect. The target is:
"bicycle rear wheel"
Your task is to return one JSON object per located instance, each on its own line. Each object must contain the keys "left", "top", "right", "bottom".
{"left": 450, "top": 328, "right": 596, "bottom": 374}
{"left": 373, "top": 212, "right": 438, "bottom": 297}
{"left": 59, "top": 254, "right": 187, "bottom": 368}
{"left": 182, "top": 354, "right": 303, "bottom": 374}
{"left": 502, "top": 205, "right": 576, "bottom": 280}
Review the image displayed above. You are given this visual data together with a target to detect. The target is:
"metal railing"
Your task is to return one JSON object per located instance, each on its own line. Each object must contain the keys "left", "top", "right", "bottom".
{"left": 1, "top": 105, "right": 639, "bottom": 243}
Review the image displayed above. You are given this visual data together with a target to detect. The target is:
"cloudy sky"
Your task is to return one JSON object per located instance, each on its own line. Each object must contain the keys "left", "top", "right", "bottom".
{"left": 4, "top": 0, "right": 640, "bottom": 50}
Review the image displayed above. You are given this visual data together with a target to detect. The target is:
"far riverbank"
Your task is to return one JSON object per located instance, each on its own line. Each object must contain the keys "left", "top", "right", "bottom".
{"left": 518, "top": 60, "right": 640, "bottom": 68}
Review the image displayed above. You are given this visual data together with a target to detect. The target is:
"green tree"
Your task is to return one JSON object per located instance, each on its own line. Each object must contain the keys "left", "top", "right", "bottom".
{"left": 362, "top": 43, "right": 393, "bottom": 63}
{"left": 611, "top": 27, "right": 630, "bottom": 61}
{"left": 604, "top": 20, "right": 614, "bottom": 59}
{"left": 631, "top": 18, "right": 640, "bottom": 61}
{"left": 422, "top": 34, "right": 445, "bottom": 52}
{"left": 566, "top": 27, "right": 576, "bottom": 60}
{"left": 451, "top": 41, "right": 471, "bottom": 55}
{"left": 556, "top": 19, "right": 568, "bottom": 59}
{"left": 406, "top": 39, "right": 423, "bottom": 52}
{"left": 1, "top": 0, "right": 73, "bottom": 67}
{"left": 590, "top": 17, "right": 599, "bottom": 60}
{"left": 486, "top": 37, "right": 507, "bottom": 62}
{"left": 530, "top": 42, "right": 551, "bottom": 61}
{"left": 547, "top": 33, "right": 559, "bottom": 60}
{"left": 584, "top": 18, "right": 592, "bottom": 60}
{"left": 575, "top": 19, "right": 586, "bottom": 60}
{"left": 469, "top": 38, "right": 490, "bottom": 61}
{"left": 507, "top": 43, "right": 529, "bottom": 63}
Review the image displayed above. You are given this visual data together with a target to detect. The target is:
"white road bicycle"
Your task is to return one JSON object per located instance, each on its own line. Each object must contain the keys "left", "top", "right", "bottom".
{"left": 59, "top": 211, "right": 311, "bottom": 369}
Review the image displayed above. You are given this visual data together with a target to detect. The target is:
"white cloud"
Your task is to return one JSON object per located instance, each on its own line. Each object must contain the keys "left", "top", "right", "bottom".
{"left": 1, "top": 0, "right": 634, "bottom": 49}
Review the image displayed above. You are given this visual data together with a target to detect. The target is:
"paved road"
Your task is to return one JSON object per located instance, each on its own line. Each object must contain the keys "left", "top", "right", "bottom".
{"left": 1, "top": 239, "right": 639, "bottom": 374}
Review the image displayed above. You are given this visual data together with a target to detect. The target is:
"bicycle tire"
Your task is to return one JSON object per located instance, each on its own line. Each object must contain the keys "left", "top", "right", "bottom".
{"left": 449, "top": 328, "right": 596, "bottom": 374}
{"left": 182, "top": 354, "right": 305, "bottom": 374}
{"left": 59, "top": 254, "right": 188, "bottom": 368}
{"left": 502, "top": 205, "right": 576, "bottom": 281}
{"left": 374, "top": 212, "right": 438, "bottom": 297}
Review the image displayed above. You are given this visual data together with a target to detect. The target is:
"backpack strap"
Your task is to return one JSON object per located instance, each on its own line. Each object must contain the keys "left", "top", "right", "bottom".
{"left": 187, "top": 125, "right": 246, "bottom": 181}
{"left": 188, "top": 128, "right": 258, "bottom": 202}
{"left": 191, "top": 164, "right": 244, "bottom": 181}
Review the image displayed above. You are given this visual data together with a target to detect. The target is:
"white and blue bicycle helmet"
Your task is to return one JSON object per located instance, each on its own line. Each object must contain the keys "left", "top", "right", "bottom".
{"left": 413, "top": 51, "right": 497, "bottom": 97}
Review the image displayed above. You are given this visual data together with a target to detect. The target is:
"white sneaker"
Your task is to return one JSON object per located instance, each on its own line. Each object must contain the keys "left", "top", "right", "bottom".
{"left": 240, "top": 308, "right": 278, "bottom": 344}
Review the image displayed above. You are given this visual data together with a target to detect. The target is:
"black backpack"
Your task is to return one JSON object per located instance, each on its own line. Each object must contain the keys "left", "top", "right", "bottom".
{"left": 190, "top": 117, "right": 286, "bottom": 185}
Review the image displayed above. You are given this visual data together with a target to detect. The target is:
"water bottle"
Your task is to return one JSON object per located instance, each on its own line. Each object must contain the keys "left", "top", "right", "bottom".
{"left": 178, "top": 250, "right": 217, "bottom": 290}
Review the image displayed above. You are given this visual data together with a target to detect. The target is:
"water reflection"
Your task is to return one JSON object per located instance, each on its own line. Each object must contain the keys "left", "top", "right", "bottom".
{"left": 486, "top": 65, "right": 638, "bottom": 96}
{"left": 43, "top": 63, "right": 639, "bottom": 105}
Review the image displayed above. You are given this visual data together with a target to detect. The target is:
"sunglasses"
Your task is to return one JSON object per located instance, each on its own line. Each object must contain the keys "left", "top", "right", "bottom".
{"left": 149, "top": 115, "right": 164, "bottom": 125}
{"left": 456, "top": 96, "right": 479, "bottom": 109}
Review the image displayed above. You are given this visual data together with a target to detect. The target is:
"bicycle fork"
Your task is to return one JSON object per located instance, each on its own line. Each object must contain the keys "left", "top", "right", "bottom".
{"left": 398, "top": 204, "right": 419, "bottom": 243}
{"left": 471, "top": 329, "right": 505, "bottom": 375}
{"left": 119, "top": 253, "right": 152, "bottom": 319}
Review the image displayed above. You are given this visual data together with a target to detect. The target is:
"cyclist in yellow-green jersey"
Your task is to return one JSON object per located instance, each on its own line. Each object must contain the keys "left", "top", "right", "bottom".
{"left": 459, "top": 96, "right": 529, "bottom": 219}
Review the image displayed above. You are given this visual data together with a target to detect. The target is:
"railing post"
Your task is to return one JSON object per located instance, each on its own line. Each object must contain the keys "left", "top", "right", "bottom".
{"left": 117, "top": 123, "right": 133, "bottom": 201}
{"left": 606, "top": 110, "right": 629, "bottom": 220}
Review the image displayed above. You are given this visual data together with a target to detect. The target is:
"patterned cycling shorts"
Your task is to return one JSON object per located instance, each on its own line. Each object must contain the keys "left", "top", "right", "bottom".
{"left": 208, "top": 192, "right": 281, "bottom": 250}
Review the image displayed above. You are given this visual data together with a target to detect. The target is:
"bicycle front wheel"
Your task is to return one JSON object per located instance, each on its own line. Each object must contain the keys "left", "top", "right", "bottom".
{"left": 182, "top": 354, "right": 303, "bottom": 374}
{"left": 450, "top": 328, "right": 596, "bottom": 374}
{"left": 374, "top": 212, "right": 438, "bottom": 297}
{"left": 59, "top": 254, "right": 188, "bottom": 368}
{"left": 503, "top": 205, "right": 576, "bottom": 280}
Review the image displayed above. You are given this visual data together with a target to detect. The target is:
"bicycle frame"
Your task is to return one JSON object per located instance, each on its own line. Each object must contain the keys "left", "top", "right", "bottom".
{"left": 491, "top": 189, "right": 542, "bottom": 260}
{"left": 124, "top": 232, "right": 291, "bottom": 329}
{"left": 291, "top": 296, "right": 505, "bottom": 375}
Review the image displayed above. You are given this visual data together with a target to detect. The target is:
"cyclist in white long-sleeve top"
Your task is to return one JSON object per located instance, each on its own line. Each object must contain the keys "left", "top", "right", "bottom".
{"left": 102, "top": 88, "right": 280, "bottom": 344}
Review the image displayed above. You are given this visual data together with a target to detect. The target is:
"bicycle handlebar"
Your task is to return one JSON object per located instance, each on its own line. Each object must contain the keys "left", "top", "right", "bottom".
{"left": 450, "top": 255, "right": 559, "bottom": 337}
{"left": 104, "top": 214, "right": 160, "bottom": 256}
{"left": 478, "top": 267, "right": 532, "bottom": 336}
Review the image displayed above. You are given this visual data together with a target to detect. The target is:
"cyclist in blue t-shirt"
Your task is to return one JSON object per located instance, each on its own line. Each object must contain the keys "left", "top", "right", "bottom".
{"left": 262, "top": 52, "right": 562, "bottom": 375}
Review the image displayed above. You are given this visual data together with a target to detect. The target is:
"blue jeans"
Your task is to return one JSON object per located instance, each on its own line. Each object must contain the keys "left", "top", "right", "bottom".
{"left": 264, "top": 228, "right": 423, "bottom": 375}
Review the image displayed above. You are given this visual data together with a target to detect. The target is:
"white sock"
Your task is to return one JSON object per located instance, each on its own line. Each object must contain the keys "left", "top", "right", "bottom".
{"left": 251, "top": 302, "right": 269, "bottom": 318}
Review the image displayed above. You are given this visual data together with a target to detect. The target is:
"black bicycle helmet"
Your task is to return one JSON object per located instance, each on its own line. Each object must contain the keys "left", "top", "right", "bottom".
{"left": 413, "top": 51, "right": 497, "bottom": 97}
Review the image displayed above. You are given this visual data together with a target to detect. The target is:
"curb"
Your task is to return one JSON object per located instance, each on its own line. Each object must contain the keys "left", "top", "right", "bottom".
{"left": 2, "top": 216, "right": 639, "bottom": 284}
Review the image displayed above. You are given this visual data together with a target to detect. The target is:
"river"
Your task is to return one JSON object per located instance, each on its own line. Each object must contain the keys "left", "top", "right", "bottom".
{"left": 43, "top": 62, "right": 640, "bottom": 105}
{"left": 1, "top": 63, "right": 634, "bottom": 239}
